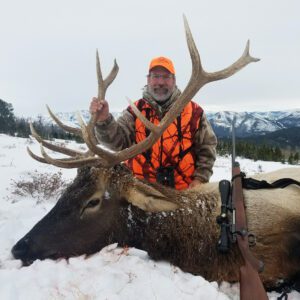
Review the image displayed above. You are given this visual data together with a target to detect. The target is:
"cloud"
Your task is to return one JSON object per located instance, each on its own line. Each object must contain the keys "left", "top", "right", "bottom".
{"left": 0, "top": 0, "right": 299, "bottom": 116}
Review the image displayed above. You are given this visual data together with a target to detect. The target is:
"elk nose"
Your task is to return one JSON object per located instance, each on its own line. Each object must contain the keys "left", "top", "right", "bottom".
{"left": 11, "top": 237, "right": 31, "bottom": 260}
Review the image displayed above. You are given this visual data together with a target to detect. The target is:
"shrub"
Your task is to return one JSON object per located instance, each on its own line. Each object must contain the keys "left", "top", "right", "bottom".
{"left": 9, "top": 170, "right": 70, "bottom": 203}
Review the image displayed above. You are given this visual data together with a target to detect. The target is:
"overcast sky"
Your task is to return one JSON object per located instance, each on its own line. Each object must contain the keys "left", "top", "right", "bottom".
{"left": 0, "top": 0, "right": 299, "bottom": 117}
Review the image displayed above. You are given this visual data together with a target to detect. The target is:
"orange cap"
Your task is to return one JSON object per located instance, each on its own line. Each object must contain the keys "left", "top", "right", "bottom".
{"left": 149, "top": 56, "right": 175, "bottom": 74}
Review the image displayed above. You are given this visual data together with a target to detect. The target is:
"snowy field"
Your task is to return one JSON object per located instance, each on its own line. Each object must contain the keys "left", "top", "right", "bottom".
{"left": 0, "top": 133, "right": 299, "bottom": 300}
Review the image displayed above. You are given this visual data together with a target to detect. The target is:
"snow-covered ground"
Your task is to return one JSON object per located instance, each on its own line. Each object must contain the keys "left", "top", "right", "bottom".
{"left": 0, "top": 134, "right": 299, "bottom": 299}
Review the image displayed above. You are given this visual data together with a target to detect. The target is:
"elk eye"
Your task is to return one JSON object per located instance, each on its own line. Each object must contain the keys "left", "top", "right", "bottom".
{"left": 80, "top": 197, "right": 103, "bottom": 218}
{"left": 85, "top": 198, "right": 101, "bottom": 208}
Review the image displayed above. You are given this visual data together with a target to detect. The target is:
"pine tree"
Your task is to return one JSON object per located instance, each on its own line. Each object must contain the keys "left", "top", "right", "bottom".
{"left": 294, "top": 152, "right": 299, "bottom": 164}
{"left": 273, "top": 146, "right": 283, "bottom": 162}
{"left": 15, "top": 117, "right": 30, "bottom": 137}
{"left": 288, "top": 153, "right": 294, "bottom": 165}
{"left": 0, "top": 99, "right": 16, "bottom": 135}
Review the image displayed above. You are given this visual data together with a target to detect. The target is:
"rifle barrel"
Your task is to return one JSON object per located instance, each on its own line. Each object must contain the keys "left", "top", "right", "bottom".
{"left": 232, "top": 116, "right": 236, "bottom": 166}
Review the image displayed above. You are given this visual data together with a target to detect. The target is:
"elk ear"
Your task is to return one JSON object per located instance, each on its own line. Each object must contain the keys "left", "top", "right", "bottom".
{"left": 124, "top": 181, "right": 179, "bottom": 212}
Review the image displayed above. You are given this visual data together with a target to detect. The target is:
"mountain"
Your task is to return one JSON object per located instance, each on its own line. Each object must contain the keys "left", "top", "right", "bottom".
{"left": 243, "top": 127, "right": 300, "bottom": 149}
{"left": 35, "top": 110, "right": 122, "bottom": 129}
{"left": 206, "top": 110, "right": 300, "bottom": 137}
{"left": 35, "top": 109, "right": 300, "bottom": 138}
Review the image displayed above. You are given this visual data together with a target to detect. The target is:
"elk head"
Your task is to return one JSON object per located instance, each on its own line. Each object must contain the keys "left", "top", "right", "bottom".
{"left": 11, "top": 16, "right": 259, "bottom": 265}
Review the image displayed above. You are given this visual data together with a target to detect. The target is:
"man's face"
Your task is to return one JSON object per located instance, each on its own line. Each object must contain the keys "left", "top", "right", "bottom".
{"left": 147, "top": 66, "right": 176, "bottom": 102}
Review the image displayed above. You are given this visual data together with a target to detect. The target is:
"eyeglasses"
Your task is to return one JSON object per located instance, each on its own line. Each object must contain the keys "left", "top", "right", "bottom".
{"left": 147, "top": 73, "right": 175, "bottom": 80}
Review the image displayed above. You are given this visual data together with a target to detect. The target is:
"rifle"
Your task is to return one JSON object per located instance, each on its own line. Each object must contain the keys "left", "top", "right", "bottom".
{"left": 231, "top": 117, "right": 268, "bottom": 300}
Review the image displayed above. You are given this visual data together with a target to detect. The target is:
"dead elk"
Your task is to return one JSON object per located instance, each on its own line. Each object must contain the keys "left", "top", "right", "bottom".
{"left": 11, "top": 17, "right": 300, "bottom": 290}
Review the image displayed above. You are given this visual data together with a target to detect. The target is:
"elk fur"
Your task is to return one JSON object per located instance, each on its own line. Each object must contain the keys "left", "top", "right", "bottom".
{"left": 13, "top": 165, "right": 300, "bottom": 290}
{"left": 117, "top": 166, "right": 300, "bottom": 289}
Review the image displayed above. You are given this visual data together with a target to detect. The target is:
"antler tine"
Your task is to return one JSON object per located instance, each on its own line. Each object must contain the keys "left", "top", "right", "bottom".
{"left": 96, "top": 50, "right": 119, "bottom": 100}
{"left": 28, "top": 124, "right": 106, "bottom": 169}
{"left": 29, "top": 123, "right": 85, "bottom": 158}
{"left": 27, "top": 146, "right": 80, "bottom": 165}
{"left": 126, "top": 97, "right": 160, "bottom": 135}
{"left": 85, "top": 51, "right": 120, "bottom": 148}
{"left": 39, "top": 144, "right": 107, "bottom": 169}
{"left": 76, "top": 112, "right": 116, "bottom": 164}
{"left": 88, "top": 50, "right": 119, "bottom": 133}
{"left": 159, "top": 15, "right": 204, "bottom": 130}
{"left": 183, "top": 14, "right": 203, "bottom": 80}
{"left": 27, "top": 146, "right": 49, "bottom": 164}
{"left": 46, "top": 105, "right": 82, "bottom": 136}
{"left": 205, "top": 40, "right": 260, "bottom": 82}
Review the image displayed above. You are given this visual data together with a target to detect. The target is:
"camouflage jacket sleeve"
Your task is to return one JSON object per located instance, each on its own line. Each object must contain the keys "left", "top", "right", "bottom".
{"left": 192, "top": 112, "right": 217, "bottom": 183}
{"left": 94, "top": 109, "right": 136, "bottom": 151}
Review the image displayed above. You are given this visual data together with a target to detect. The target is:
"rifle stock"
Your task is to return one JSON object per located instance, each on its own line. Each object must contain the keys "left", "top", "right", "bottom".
{"left": 232, "top": 164, "right": 264, "bottom": 272}
{"left": 232, "top": 163, "right": 268, "bottom": 299}
{"left": 240, "top": 262, "right": 268, "bottom": 300}
{"left": 231, "top": 118, "right": 268, "bottom": 299}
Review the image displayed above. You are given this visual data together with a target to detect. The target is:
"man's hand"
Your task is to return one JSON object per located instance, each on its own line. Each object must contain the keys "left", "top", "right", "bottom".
{"left": 189, "top": 179, "right": 204, "bottom": 189}
{"left": 89, "top": 97, "right": 110, "bottom": 122}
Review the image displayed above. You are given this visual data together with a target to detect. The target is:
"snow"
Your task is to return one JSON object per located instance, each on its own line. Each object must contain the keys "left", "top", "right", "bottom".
{"left": 0, "top": 134, "right": 299, "bottom": 299}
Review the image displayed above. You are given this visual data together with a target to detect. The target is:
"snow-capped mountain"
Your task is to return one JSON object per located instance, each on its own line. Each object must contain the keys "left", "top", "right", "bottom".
{"left": 35, "top": 110, "right": 122, "bottom": 129}
{"left": 36, "top": 109, "right": 300, "bottom": 138}
{"left": 206, "top": 110, "right": 300, "bottom": 137}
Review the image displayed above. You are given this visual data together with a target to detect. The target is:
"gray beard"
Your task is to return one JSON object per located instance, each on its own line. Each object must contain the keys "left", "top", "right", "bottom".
{"left": 146, "top": 85, "right": 175, "bottom": 102}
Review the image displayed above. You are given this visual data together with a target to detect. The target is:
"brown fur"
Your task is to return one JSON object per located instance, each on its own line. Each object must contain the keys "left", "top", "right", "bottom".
{"left": 11, "top": 166, "right": 300, "bottom": 289}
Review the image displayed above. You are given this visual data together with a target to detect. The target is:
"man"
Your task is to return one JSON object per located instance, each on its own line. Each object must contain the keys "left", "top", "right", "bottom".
{"left": 90, "top": 56, "right": 217, "bottom": 190}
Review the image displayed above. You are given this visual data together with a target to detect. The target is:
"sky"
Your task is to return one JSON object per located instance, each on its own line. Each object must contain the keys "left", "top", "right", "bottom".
{"left": 0, "top": 0, "right": 299, "bottom": 117}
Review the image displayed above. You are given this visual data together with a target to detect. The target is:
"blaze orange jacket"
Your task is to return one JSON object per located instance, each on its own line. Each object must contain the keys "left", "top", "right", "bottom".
{"left": 126, "top": 99, "right": 203, "bottom": 190}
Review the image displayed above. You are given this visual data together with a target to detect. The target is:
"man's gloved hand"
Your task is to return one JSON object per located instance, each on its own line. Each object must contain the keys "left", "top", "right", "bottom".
{"left": 89, "top": 97, "right": 110, "bottom": 122}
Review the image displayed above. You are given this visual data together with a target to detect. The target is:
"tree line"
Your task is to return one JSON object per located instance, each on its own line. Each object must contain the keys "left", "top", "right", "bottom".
{"left": 0, "top": 98, "right": 82, "bottom": 142}
{"left": 1, "top": 98, "right": 299, "bottom": 164}
{"left": 217, "top": 139, "right": 299, "bottom": 165}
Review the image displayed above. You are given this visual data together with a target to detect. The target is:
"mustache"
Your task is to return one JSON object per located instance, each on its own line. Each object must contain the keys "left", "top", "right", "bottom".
{"left": 146, "top": 84, "right": 175, "bottom": 102}
{"left": 153, "top": 87, "right": 169, "bottom": 93}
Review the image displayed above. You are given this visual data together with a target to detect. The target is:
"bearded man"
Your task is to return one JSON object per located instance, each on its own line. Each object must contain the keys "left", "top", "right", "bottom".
{"left": 90, "top": 57, "right": 217, "bottom": 190}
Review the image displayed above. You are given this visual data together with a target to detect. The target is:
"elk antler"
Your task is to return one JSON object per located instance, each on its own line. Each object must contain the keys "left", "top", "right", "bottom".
{"left": 28, "top": 15, "right": 259, "bottom": 168}
{"left": 86, "top": 51, "right": 119, "bottom": 145}
{"left": 28, "top": 51, "right": 119, "bottom": 167}
{"left": 74, "top": 15, "right": 259, "bottom": 166}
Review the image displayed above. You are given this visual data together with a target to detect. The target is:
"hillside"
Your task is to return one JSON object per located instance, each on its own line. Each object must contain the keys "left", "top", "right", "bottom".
{"left": 243, "top": 127, "right": 300, "bottom": 149}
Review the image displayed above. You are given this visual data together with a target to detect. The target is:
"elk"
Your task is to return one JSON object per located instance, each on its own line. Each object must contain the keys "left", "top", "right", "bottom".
{"left": 11, "top": 17, "right": 300, "bottom": 290}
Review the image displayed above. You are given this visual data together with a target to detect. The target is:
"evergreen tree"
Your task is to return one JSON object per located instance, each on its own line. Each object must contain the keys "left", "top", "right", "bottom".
{"left": 216, "top": 138, "right": 287, "bottom": 163}
{"left": 288, "top": 153, "right": 294, "bottom": 165}
{"left": 0, "top": 99, "right": 16, "bottom": 135}
{"left": 273, "top": 146, "right": 283, "bottom": 162}
{"left": 15, "top": 117, "right": 30, "bottom": 137}
{"left": 294, "top": 152, "right": 299, "bottom": 164}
